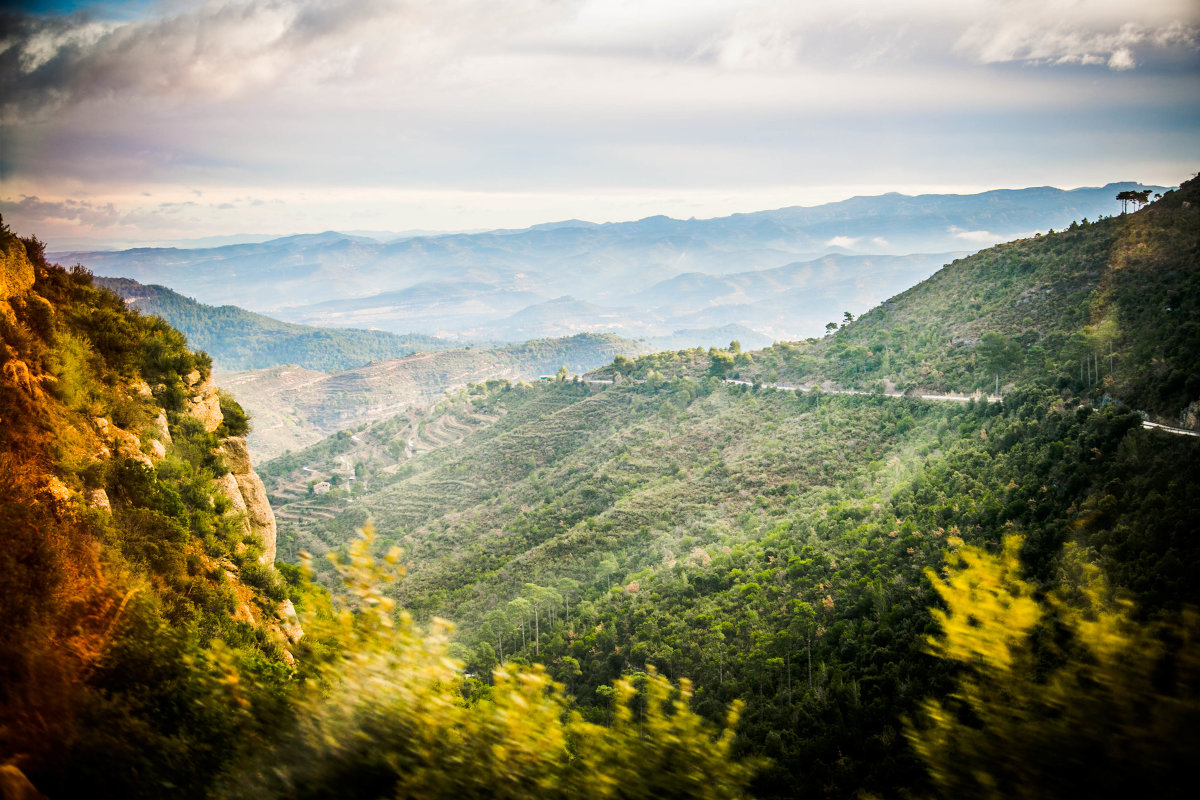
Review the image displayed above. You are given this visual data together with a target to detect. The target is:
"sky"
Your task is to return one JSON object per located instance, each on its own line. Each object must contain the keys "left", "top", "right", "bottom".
{"left": 1, "top": 0, "right": 1198, "bottom": 249}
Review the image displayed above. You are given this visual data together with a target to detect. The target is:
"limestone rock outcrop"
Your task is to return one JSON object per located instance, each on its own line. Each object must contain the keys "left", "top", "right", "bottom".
{"left": 216, "top": 436, "right": 277, "bottom": 566}
{"left": 85, "top": 488, "right": 111, "bottom": 511}
{"left": 276, "top": 599, "right": 303, "bottom": 644}
{"left": 177, "top": 374, "right": 295, "bottom": 645}
{"left": 185, "top": 374, "right": 223, "bottom": 433}
{"left": 219, "top": 434, "right": 253, "bottom": 474}
{"left": 181, "top": 377, "right": 277, "bottom": 565}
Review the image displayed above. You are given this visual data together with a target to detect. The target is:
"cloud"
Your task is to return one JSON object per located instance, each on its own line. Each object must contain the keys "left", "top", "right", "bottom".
{"left": 7, "top": 1, "right": 1194, "bottom": 127}
{"left": 1108, "top": 48, "right": 1136, "bottom": 70}
{"left": 711, "top": 19, "right": 797, "bottom": 70}
{"left": 2, "top": 0, "right": 1198, "bottom": 245}
{"left": 0, "top": 0, "right": 576, "bottom": 122}
{"left": 826, "top": 235, "right": 859, "bottom": 248}
{"left": 0, "top": 195, "right": 121, "bottom": 226}
{"left": 952, "top": 1, "right": 1199, "bottom": 70}
{"left": 949, "top": 227, "right": 999, "bottom": 244}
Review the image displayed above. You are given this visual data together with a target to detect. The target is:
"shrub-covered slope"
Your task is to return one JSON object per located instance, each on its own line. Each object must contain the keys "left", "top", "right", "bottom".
{"left": 740, "top": 179, "right": 1200, "bottom": 423}
{"left": 591, "top": 178, "right": 1199, "bottom": 429}
{"left": 1, "top": 224, "right": 764, "bottom": 799}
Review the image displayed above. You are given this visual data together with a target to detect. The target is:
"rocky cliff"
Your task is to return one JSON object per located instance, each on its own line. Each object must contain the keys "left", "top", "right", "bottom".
{"left": 1, "top": 227, "right": 304, "bottom": 795}
{"left": 0, "top": 235, "right": 35, "bottom": 302}
{"left": 186, "top": 372, "right": 297, "bottom": 641}
{"left": 181, "top": 369, "right": 280, "bottom": 568}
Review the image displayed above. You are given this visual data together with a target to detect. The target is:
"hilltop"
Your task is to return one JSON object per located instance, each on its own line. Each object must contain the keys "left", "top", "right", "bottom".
{"left": 597, "top": 178, "right": 1200, "bottom": 426}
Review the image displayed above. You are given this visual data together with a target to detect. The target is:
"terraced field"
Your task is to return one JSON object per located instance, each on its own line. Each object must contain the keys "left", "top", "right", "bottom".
{"left": 225, "top": 333, "right": 649, "bottom": 459}
{"left": 263, "top": 385, "right": 525, "bottom": 566}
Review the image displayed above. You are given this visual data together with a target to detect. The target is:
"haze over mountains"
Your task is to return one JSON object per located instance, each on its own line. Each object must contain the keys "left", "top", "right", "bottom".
{"left": 55, "top": 183, "right": 1160, "bottom": 345}
{"left": 217, "top": 334, "right": 652, "bottom": 459}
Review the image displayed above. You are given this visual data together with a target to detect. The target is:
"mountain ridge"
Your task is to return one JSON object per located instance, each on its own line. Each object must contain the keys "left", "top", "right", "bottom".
{"left": 52, "top": 183, "right": 1163, "bottom": 344}
{"left": 95, "top": 276, "right": 454, "bottom": 372}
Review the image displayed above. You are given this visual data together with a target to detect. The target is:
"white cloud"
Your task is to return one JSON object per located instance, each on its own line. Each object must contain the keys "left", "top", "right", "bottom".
{"left": 952, "top": 1, "right": 1198, "bottom": 70}
{"left": 826, "top": 235, "right": 860, "bottom": 248}
{"left": 1, "top": 0, "right": 576, "bottom": 122}
{"left": 949, "top": 227, "right": 999, "bottom": 244}
{"left": 1108, "top": 48, "right": 1136, "bottom": 70}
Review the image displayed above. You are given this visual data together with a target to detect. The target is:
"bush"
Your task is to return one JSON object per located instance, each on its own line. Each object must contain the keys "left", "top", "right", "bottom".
{"left": 216, "top": 390, "right": 251, "bottom": 437}
{"left": 240, "top": 563, "right": 287, "bottom": 603}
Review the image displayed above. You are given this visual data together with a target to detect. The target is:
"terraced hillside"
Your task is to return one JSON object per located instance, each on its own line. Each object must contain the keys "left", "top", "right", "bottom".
{"left": 224, "top": 333, "right": 651, "bottom": 459}
{"left": 277, "top": 379, "right": 957, "bottom": 608}
{"left": 263, "top": 388, "right": 510, "bottom": 561}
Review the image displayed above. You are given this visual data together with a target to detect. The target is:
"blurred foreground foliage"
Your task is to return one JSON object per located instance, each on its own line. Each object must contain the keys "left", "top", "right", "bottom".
{"left": 909, "top": 535, "right": 1199, "bottom": 799}
{"left": 223, "top": 524, "right": 761, "bottom": 800}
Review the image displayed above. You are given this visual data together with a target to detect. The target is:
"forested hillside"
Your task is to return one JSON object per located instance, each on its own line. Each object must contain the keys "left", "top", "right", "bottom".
{"left": 725, "top": 182, "right": 1196, "bottom": 425}
{"left": 95, "top": 277, "right": 452, "bottom": 372}
{"left": 266, "top": 179, "right": 1200, "bottom": 798}
{"left": 2, "top": 178, "right": 1195, "bottom": 800}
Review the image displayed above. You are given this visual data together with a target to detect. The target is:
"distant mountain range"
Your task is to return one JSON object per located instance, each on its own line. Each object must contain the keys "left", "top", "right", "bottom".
{"left": 97, "top": 277, "right": 772, "bottom": 373}
{"left": 56, "top": 182, "right": 1164, "bottom": 343}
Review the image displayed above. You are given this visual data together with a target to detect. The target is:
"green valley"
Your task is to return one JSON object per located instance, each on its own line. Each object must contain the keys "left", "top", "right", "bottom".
{"left": 3, "top": 173, "right": 1197, "bottom": 800}
{"left": 0, "top": 223, "right": 758, "bottom": 800}
{"left": 8, "top": 1, "right": 1197, "bottom": 796}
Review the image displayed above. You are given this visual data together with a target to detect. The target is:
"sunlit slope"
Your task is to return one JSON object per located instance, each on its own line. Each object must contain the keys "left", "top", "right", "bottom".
{"left": 262, "top": 180, "right": 1200, "bottom": 799}
{"left": 265, "top": 377, "right": 962, "bottom": 619}
{"left": 735, "top": 178, "right": 1199, "bottom": 422}
{"left": 269, "top": 372, "right": 1200, "bottom": 796}
{"left": 0, "top": 230, "right": 306, "bottom": 798}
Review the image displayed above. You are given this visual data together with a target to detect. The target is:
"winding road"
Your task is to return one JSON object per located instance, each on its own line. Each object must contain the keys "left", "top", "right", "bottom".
{"left": 590, "top": 375, "right": 1197, "bottom": 438}
{"left": 722, "top": 378, "right": 1003, "bottom": 404}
